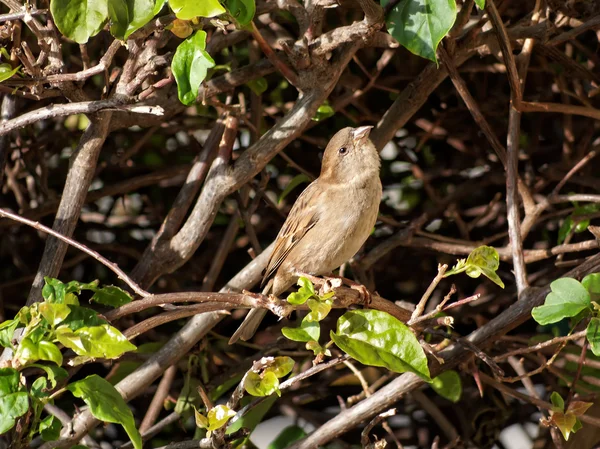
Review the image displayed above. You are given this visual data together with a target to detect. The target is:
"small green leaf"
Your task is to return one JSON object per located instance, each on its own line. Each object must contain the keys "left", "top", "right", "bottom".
{"left": 281, "top": 325, "right": 314, "bottom": 343}
{"left": 169, "top": 0, "right": 226, "bottom": 20}
{"left": 50, "top": 0, "right": 108, "bottom": 44}
{"left": 278, "top": 174, "right": 311, "bottom": 204}
{"left": 39, "top": 302, "right": 71, "bottom": 327}
{"left": 474, "top": 0, "right": 485, "bottom": 8}
{"left": 194, "top": 407, "right": 209, "bottom": 429}
{"left": 587, "top": 318, "right": 600, "bottom": 357}
{"left": 0, "top": 319, "right": 19, "bottom": 348}
{"left": 247, "top": 77, "right": 268, "bottom": 95}
{"left": 16, "top": 338, "right": 63, "bottom": 366}
{"left": 265, "top": 357, "right": 295, "bottom": 378}
{"left": 39, "top": 414, "right": 62, "bottom": 441}
{"left": 0, "top": 64, "right": 19, "bottom": 83}
{"left": 312, "top": 102, "right": 334, "bottom": 122}
{"left": 331, "top": 309, "right": 431, "bottom": 381}
{"left": 268, "top": 425, "right": 307, "bottom": 449}
{"left": 64, "top": 279, "right": 99, "bottom": 295}
{"left": 67, "top": 375, "right": 142, "bottom": 449}
{"left": 532, "top": 278, "right": 591, "bottom": 325}
{"left": 553, "top": 411, "right": 577, "bottom": 440}
{"left": 464, "top": 246, "right": 504, "bottom": 288}
{"left": 60, "top": 305, "right": 107, "bottom": 331}
{"left": 42, "top": 277, "right": 66, "bottom": 304}
{"left": 383, "top": 0, "right": 457, "bottom": 63}
{"left": 171, "top": 30, "right": 216, "bottom": 105}
{"left": 91, "top": 286, "right": 133, "bottom": 307}
{"left": 582, "top": 273, "right": 600, "bottom": 302}
{"left": 244, "top": 371, "right": 280, "bottom": 397}
{"left": 551, "top": 391, "right": 565, "bottom": 411}
{"left": 286, "top": 277, "right": 316, "bottom": 305}
{"left": 207, "top": 404, "right": 236, "bottom": 431}
{"left": 224, "top": 0, "right": 255, "bottom": 26}
{"left": 108, "top": 0, "right": 166, "bottom": 40}
{"left": 0, "top": 368, "right": 29, "bottom": 434}
{"left": 306, "top": 298, "right": 331, "bottom": 322}
{"left": 30, "top": 364, "right": 68, "bottom": 389}
{"left": 431, "top": 370, "right": 462, "bottom": 402}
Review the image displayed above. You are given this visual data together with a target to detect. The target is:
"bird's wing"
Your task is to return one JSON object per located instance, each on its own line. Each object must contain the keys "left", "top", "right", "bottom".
{"left": 262, "top": 180, "right": 323, "bottom": 286}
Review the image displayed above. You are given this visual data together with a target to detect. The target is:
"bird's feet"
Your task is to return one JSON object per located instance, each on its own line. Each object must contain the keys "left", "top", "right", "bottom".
{"left": 292, "top": 272, "right": 372, "bottom": 307}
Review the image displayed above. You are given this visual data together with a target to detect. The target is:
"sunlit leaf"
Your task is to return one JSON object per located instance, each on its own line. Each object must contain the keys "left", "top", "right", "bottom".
{"left": 169, "top": 0, "right": 226, "bottom": 20}
{"left": 532, "top": 278, "right": 591, "bottom": 325}
{"left": 50, "top": 0, "right": 108, "bottom": 44}
{"left": 0, "top": 368, "right": 29, "bottom": 434}
{"left": 431, "top": 370, "right": 462, "bottom": 402}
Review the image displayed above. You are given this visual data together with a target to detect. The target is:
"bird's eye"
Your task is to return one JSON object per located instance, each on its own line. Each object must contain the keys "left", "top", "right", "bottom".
{"left": 338, "top": 147, "right": 347, "bottom": 155}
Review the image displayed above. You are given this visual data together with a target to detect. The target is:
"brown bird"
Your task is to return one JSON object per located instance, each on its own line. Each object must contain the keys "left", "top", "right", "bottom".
{"left": 229, "top": 126, "right": 382, "bottom": 343}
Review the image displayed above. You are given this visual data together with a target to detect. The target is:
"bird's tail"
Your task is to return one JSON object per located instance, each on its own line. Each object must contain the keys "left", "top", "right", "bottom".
{"left": 228, "top": 281, "right": 272, "bottom": 344}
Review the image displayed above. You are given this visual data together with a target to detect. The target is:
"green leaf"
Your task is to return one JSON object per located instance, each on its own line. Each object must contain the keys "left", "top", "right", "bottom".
{"left": 0, "top": 368, "right": 29, "bottom": 434}
{"left": 474, "top": 0, "right": 485, "bottom": 8}
{"left": 286, "top": 277, "right": 316, "bottom": 305}
{"left": 331, "top": 309, "right": 431, "bottom": 381}
{"left": 265, "top": 357, "right": 295, "bottom": 378}
{"left": 247, "top": 77, "right": 268, "bottom": 95}
{"left": 42, "top": 277, "right": 67, "bottom": 304}
{"left": 108, "top": 0, "right": 166, "bottom": 40}
{"left": 16, "top": 338, "right": 63, "bottom": 366}
{"left": 194, "top": 407, "right": 209, "bottom": 429}
{"left": 383, "top": 0, "right": 457, "bottom": 63}
{"left": 268, "top": 425, "right": 307, "bottom": 449}
{"left": 39, "top": 302, "right": 71, "bottom": 327}
{"left": 226, "top": 394, "right": 277, "bottom": 435}
{"left": 311, "top": 102, "right": 335, "bottom": 122}
{"left": 39, "top": 414, "right": 62, "bottom": 441}
{"left": 171, "top": 30, "right": 216, "bottom": 105}
{"left": 56, "top": 324, "right": 136, "bottom": 360}
{"left": 64, "top": 279, "right": 99, "bottom": 295}
{"left": 532, "top": 278, "right": 591, "bottom": 325}
{"left": 50, "top": 0, "right": 108, "bottom": 44}
{"left": 224, "top": 0, "right": 255, "bottom": 25}
{"left": 91, "top": 286, "right": 133, "bottom": 307}
{"left": 587, "top": 318, "right": 600, "bottom": 357}
{"left": 582, "top": 273, "right": 600, "bottom": 302}
{"left": 67, "top": 375, "right": 142, "bottom": 449}
{"left": 169, "top": 0, "right": 226, "bottom": 20}
{"left": 175, "top": 375, "right": 200, "bottom": 416}
{"left": 431, "top": 370, "right": 462, "bottom": 402}
{"left": 278, "top": 174, "right": 311, "bottom": 204}
{"left": 31, "top": 377, "right": 49, "bottom": 400}
{"left": 551, "top": 391, "right": 565, "bottom": 411}
{"left": 60, "top": 305, "right": 107, "bottom": 331}
{"left": 0, "top": 319, "right": 19, "bottom": 348}
{"left": 464, "top": 246, "right": 504, "bottom": 288}
{"left": 281, "top": 325, "right": 314, "bottom": 343}
{"left": 306, "top": 298, "right": 331, "bottom": 322}
{"left": 244, "top": 371, "right": 280, "bottom": 397}
{"left": 30, "top": 364, "right": 68, "bottom": 389}
{"left": 0, "top": 64, "right": 19, "bottom": 83}
{"left": 207, "top": 404, "right": 236, "bottom": 431}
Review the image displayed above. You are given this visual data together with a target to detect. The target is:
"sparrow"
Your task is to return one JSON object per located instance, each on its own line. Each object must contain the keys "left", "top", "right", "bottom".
{"left": 229, "top": 126, "right": 382, "bottom": 343}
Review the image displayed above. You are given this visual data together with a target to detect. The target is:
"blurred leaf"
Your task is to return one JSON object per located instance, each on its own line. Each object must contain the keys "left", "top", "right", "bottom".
{"left": 42, "top": 277, "right": 67, "bottom": 304}
{"left": 175, "top": 375, "right": 200, "bottom": 416}
{"left": 331, "top": 309, "right": 431, "bottom": 381}
{"left": 247, "top": 77, "right": 268, "bottom": 95}
{"left": 194, "top": 407, "right": 209, "bottom": 428}
{"left": 56, "top": 324, "right": 136, "bottom": 360}
{"left": 383, "top": 0, "right": 456, "bottom": 62}
{"left": 474, "top": 0, "right": 485, "bottom": 8}
{"left": 265, "top": 357, "right": 295, "bottom": 378}
{"left": 50, "top": 0, "right": 108, "bottom": 43}
{"left": 587, "top": 318, "right": 600, "bottom": 356}
{"left": 582, "top": 273, "right": 600, "bottom": 302}
{"left": 0, "top": 63, "right": 19, "bottom": 83}
{"left": 39, "top": 415, "right": 62, "bottom": 441}
{"left": 39, "top": 303, "right": 71, "bottom": 327}
{"left": 532, "top": 278, "right": 591, "bottom": 325}
{"left": 224, "top": 0, "right": 255, "bottom": 26}
{"left": 465, "top": 246, "right": 504, "bottom": 288}
{"left": 553, "top": 411, "right": 577, "bottom": 440}
{"left": 169, "top": 0, "right": 226, "bottom": 20}
{"left": 278, "top": 174, "right": 311, "bottom": 204}
{"left": 171, "top": 30, "right": 215, "bottom": 105}
{"left": 551, "top": 391, "right": 564, "bottom": 411}
{"left": 0, "top": 368, "right": 29, "bottom": 434}
{"left": 312, "top": 102, "right": 334, "bottom": 122}
{"left": 567, "top": 400, "right": 593, "bottom": 417}
{"left": 0, "top": 319, "right": 19, "bottom": 348}
{"left": 67, "top": 375, "right": 142, "bottom": 449}
{"left": 170, "top": 18, "right": 194, "bottom": 38}
{"left": 431, "top": 370, "right": 462, "bottom": 402}
{"left": 91, "top": 286, "right": 133, "bottom": 307}
{"left": 268, "top": 425, "right": 307, "bottom": 449}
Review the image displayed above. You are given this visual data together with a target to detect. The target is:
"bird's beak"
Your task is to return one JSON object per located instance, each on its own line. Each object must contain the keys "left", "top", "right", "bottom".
{"left": 352, "top": 126, "right": 373, "bottom": 146}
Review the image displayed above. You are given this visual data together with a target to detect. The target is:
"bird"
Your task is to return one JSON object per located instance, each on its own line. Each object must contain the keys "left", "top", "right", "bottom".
{"left": 229, "top": 126, "right": 382, "bottom": 343}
